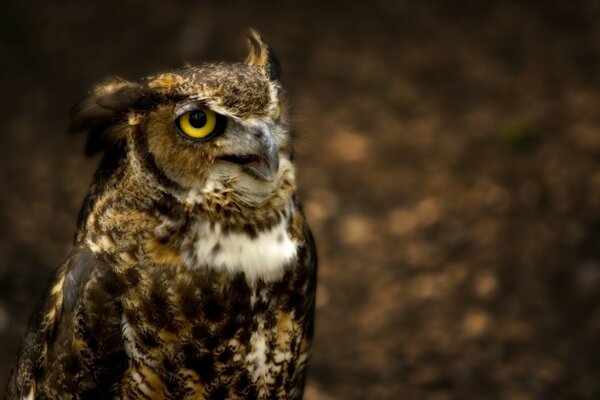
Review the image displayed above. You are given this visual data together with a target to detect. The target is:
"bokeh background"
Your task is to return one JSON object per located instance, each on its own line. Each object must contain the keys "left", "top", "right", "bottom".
{"left": 1, "top": 1, "right": 600, "bottom": 398}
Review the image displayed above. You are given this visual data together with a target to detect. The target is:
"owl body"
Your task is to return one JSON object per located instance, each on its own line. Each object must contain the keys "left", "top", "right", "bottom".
{"left": 7, "top": 31, "right": 316, "bottom": 400}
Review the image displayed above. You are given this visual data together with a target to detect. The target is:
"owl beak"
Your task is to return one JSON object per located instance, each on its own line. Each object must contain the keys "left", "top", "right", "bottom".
{"left": 246, "top": 127, "right": 279, "bottom": 181}
{"left": 217, "top": 125, "right": 280, "bottom": 181}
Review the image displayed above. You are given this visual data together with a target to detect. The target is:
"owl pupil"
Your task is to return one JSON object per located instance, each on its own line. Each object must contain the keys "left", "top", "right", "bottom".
{"left": 189, "top": 111, "right": 207, "bottom": 128}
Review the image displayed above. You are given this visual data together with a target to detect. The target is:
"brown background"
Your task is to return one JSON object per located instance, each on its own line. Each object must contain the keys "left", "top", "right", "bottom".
{"left": 1, "top": 1, "right": 600, "bottom": 399}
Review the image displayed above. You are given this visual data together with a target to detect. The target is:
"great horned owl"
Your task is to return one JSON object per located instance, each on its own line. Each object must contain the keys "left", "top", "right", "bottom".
{"left": 6, "top": 30, "right": 317, "bottom": 400}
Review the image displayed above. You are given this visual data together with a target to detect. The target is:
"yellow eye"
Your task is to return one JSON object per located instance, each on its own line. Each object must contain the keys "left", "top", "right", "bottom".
{"left": 177, "top": 108, "right": 217, "bottom": 139}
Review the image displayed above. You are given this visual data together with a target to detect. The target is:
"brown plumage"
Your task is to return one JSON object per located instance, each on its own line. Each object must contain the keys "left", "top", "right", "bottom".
{"left": 6, "top": 30, "right": 317, "bottom": 400}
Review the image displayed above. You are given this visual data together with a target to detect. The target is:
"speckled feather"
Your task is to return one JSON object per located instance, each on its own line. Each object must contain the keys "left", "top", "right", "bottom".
{"left": 7, "top": 30, "right": 316, "bottom": 400}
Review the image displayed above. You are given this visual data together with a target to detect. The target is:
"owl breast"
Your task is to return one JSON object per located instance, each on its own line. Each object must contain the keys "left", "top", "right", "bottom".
{"left": 117, "top": 250, "right": 312, "bottom": 399}
{"left": 182, "top": 211, "right": 299, "bottom": 284}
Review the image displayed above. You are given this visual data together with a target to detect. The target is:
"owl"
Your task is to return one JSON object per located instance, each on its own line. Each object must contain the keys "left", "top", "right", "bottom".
{"left": 6, "top": 30, "right": 317, "bottom": 400}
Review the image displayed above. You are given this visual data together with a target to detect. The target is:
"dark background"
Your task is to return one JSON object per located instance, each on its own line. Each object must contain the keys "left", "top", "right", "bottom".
{"left": 1, "top": 1, "right": 600, "bottom": 399}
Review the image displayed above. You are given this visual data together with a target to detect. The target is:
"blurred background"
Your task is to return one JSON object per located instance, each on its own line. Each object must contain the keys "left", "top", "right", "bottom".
{"left": 1, "top": 0, "right": 600, "bottom": 398}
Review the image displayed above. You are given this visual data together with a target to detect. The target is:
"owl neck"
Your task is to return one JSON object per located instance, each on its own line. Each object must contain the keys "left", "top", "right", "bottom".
{"left": 75, "top": 143, "right": 301, "bottom": 280}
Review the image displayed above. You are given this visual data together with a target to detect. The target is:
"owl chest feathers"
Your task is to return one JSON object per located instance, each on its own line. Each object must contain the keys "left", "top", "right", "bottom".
{"left": 138, "top": 190, "right": 300, "bottom": 283}
{"left": 183, "top": 216, "right": 299, "bottom": 283}
{"left": 81, "top": 201, "right": 311, "bottom": 397}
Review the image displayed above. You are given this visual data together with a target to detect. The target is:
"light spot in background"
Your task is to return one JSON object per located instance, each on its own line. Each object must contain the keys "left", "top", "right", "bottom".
{"left": 409, "top": 273, "right": 449, "bottom": 300}
{"left": 388, "top": 197, "right": 441, "bottom": 236}
{"left": 328, "top": 131, "right": 369, "bottom": 162}
{"left": 304, "top": 384, "right": 337, "bottom": 400}
{"left": 304, "top": 189, "right": 339, "bottom": 230}
{"left": 569, "top": 123, "right": 600, "bottom": 150}
{"left": 315, "top": 285, "right": 329, "bottom": 309}
{"left": 473, "top": 272, "right": 498, "bottom": 299}
{"left": 462, "top": 310, "right": 491, "bottom": 338}
{"left": 337, "top": 215, "right": 373, "bottom": 246}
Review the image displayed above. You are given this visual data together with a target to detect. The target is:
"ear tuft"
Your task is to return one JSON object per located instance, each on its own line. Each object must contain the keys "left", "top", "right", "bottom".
{"left": 70, "top": 79, "right": 150, "bottom": 156}
{"left": 245, "top": 29, "right": 281, "bottom": 81}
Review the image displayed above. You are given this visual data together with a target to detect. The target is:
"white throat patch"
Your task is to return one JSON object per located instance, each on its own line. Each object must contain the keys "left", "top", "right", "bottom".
{"left": 184, "top": 217, "right": 298, "bottom": 284}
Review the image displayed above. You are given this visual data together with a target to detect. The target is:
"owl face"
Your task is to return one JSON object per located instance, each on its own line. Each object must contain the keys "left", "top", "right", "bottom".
{"left": 141, "top": 64, "right": 289, "bottom": 191}
{"left": 72, "top": 30, "right": 294, "bottom": 206}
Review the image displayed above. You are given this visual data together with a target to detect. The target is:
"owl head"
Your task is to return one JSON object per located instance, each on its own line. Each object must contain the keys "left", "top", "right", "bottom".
{"left": 72, "top": 30, "right": 294, "bottom": 210}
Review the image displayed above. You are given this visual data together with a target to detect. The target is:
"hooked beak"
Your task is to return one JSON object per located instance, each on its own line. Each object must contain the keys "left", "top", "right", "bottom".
{"left": 217, "top": 124, "right": 280, "bottom": 181}
{"left": 245, "top": 130, "right": 280, "bottom": 181}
